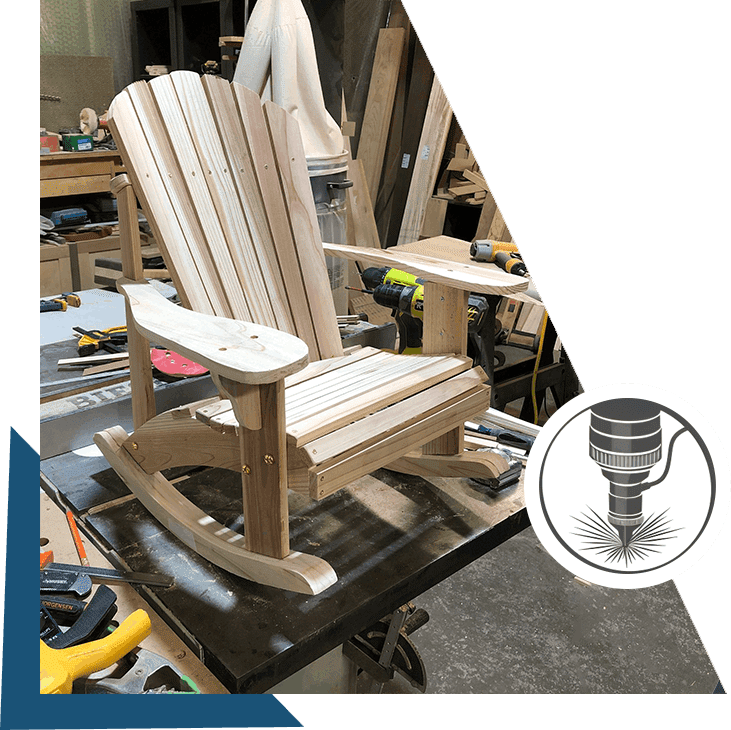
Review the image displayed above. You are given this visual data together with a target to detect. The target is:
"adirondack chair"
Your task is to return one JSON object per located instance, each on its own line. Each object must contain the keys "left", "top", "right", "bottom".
{"left": 94, "top": 71, "right": 529, "bottom": 595}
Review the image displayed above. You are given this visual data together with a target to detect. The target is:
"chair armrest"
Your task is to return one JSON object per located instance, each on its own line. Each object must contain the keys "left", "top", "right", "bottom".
{"left": 322, "top": 240, "right": 529, "bottom": 296}
{"left": 116, "top": 279, "right": 309, "bottom": 384}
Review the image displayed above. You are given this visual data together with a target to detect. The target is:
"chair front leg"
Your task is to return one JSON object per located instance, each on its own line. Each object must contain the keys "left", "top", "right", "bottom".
{"left": 214, "top": 375, "right": 289, "bottom": 560}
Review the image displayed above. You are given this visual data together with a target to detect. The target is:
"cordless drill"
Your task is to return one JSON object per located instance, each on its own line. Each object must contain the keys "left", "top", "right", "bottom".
{"left": 470, "top": 240, "right": 528, "bottom": 277}
{"left": 360, "top": 267, "right": 493, "bottom": 368}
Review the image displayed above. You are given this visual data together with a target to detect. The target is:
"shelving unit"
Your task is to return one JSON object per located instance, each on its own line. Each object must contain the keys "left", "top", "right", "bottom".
{"left": 130, "top": 0, "right": 249, "bottom": 81}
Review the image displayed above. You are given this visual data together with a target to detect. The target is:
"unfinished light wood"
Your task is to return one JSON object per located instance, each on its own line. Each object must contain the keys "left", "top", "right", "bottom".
{"left": 346, "top": 157, "right": 381, "bottom": 250}
{"left": 397, "top": 77, "right": 453, "bottom": 246}
{"left": 58, "top": 351, "right": 131, "bottom": 367}
{"left": 117, "top": 278, "right": 309, "bottom": 384}
{"left": 421, "top": 197, "right": 448, "bottom": 239}
{"left": 261, "top": 100, "right": 343, "bottom": 360}
{"left": 98, "top": 71, "right": 518, "bottom": 594}
{"left": 358, "top": 27, "right": 406, "bottom": 202}
{"left": 83, "top": 360, "right": 131, "bottom": 376}
{"left": 394, "top": 237, "right": 540, "bottom": 305}
{"left": 111, "top": 174, "right": 156, "bottom": 429}
{"left": 323, "top": 239, "right": 529, "bottom": 296}
{"left": 311, "top": 387, "right": 490, "bottom": 499}
{"left": 421, "top": 282, "right": 469, "bottom": 456}
{"left": 200, "top": 75, "right": 298, "bottom": 339}
{"left": 386, "top": 449, "right": 509, "bottom": 481}
{"left": 94, "top": 427, "right": 337, "bottom": 594}
{"left": 220, "top": 378, "right": 289, "bottom": 560}
{"left": 122, "top": 402, "right": 242, "bottom": 474}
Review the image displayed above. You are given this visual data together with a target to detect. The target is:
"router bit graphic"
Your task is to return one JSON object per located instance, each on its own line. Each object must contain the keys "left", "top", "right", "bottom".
{"left": 588, "top": 399, "right": 686, "bottom": 547}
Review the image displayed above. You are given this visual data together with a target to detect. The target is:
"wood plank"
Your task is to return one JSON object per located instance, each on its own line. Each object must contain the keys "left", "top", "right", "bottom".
{"left": 284, "top": 347, "right": 382, "bottom": 388}
{"left": 196, "top": 348, "right": 386, "bottom": 433}
{"left": 448, "top": 183, "right": 482, "bottom": 197}
{"left": 109, "top": 85, "right": 219, "bottom": 315}
{"left": 420, "top": 197, "right": 448, "bottom": 239}
{"left": 285, "top": 352, "right": 394, "bottom": 414}
{"left": 94, "top": 426, "right": 337, "bottom": 594}
{"left": 308, "top": 368, "right": 485, "bottom": 462}
{"left": 231, "top": 82, "right": 322, "bottom": 356}
{"left": 262, "top": 100, "right": 343, "bottom": 360}
{"left": 473, "top": 189, "right": 498, "bottom": 241}
{"left": 383, "top": 39, "right": 435, "bottom": 249}
{"left": 201, "top": 76, "right": 296, "bottom": 335}
{"left": 421, "top": 282, "right": 469, "bottom": 455}
{"left": 292, "top": 355, "right": 472, "bottom": 450}
{"left": 487, "top": 206, "right": 511, "bottom": 242}
{"left": 346, "top": 157, "right": 381, "bottom": 250}
{"left": 112, "top": 174, "right": 157, "bottom": 429}
{"left": 117, "top": 279, "right": 309, "bottom": 385}
{"left": 58, "top": 351, "right": 131, "bottom": 367}
{"left": 358, "top": 28, "right": 406, "bottom": 202}
{"left": 462, "top": 169, "right": 490, "bottom": 191}
{"left": 83, "top": 360, "right": 131, "bottom": 376}
{"left": 310, "top": 384, "right": 490, "bottom": 499}
{"left": 224, "top": 379, "right": 289, "bottom": 560}
{"left": 122, "top": 407, "right": 241, "bottom": 474}
{"left": 168, "top": 72, "right": 284, "bottom": 329}
{"left": 397, "top": 77, "right": 453, "bottom": 246}
{"left": 40, "top": 176, "right": 113, "bottom": 197}
{"left": 323, "top": 239, "right": 529, "bottom": 296}
{"left": 286, "top": 355, "right": 451, "bottom": 429}
{"left": 147, "top": 74, "right": 254, "bottom": 322}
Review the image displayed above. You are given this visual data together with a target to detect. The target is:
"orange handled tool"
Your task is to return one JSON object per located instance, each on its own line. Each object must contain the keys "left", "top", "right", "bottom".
{"left": 65, "top": 511, "right": 89, "bottom": 567}
{"left": 40, "top": 609, "right": 152, "bottom": 694}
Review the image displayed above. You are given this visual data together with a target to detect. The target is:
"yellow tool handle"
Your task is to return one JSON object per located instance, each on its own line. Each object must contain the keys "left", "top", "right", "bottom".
{"left": 40, "top": 609, "right": 152, "bottom": 694}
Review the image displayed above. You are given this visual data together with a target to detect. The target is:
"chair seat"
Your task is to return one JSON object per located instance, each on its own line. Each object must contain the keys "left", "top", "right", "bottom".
{"left": 195, "top": 347, "right": 489, "bottom": 492}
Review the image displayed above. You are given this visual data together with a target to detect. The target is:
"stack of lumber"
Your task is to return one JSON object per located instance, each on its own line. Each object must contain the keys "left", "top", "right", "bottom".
{"left": 439, "top": 142, "right": 488, "bottom": 205}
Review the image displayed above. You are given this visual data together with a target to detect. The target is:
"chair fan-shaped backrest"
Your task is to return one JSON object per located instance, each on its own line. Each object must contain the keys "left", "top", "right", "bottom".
{"left": 108, "top": 70, "right": 342, "bottom": 361}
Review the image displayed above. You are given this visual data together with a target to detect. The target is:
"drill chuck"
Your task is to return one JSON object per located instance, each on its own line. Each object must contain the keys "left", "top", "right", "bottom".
{"left": 589, "top": 399, "right": 662, "bottom": 543}
{"left": 372, "top": 283, "right": 423, "bottom": 316}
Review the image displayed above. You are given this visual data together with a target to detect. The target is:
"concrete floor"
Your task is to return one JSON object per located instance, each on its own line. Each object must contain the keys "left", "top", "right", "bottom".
{"left": 377, "top": 525, "right": 719, "bottom": 694}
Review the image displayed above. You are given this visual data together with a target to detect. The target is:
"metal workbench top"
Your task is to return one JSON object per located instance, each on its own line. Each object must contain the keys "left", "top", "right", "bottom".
{"left": 41, "top": 449, "right": 528, "bottom": 693}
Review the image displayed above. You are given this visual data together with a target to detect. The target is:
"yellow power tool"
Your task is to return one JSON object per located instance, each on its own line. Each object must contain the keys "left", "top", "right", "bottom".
{"left": 40, "top": 609, "right": 151, "bottom": 694}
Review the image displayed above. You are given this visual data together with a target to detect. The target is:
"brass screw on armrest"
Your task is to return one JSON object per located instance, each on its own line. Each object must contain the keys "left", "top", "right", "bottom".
{"left": 263, "top": 454, "right": 275, "bottom": 465}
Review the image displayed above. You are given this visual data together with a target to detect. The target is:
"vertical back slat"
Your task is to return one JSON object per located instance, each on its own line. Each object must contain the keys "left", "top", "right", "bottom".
{"left": 168, "top": 72, "right": 283, "bottom": 330}
{"left": 200, "top": 74, "right": 296, "bottom": 335}
{"left": 262, "top": 101, "right": 343, "bottom": 360}
{"left": 146, "top": 74, "right": 250, "bottom": 320}
{"left": 110, "top": 71, "right": 345, "bottom": 361}
{"left": 108, "top": 86, "right": 218, "bottom": 315}
{"left": 232, "top": 82, "right": 323, "bottom": 359}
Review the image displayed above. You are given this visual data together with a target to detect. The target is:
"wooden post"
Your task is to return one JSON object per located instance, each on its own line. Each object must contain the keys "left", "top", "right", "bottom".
{"left": 421, "top": 282, "right": 468, "bottom": 455}
{"left": 111, "top": 174, "right": 156, "bottom": 429}
{"left": 219, "top": 377, "right": 289, "bottom": 560}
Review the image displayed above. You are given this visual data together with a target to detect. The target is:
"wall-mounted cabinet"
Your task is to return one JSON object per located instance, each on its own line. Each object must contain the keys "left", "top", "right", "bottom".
{"left": 131, "top": 0, "right": 250, "bottom": 81}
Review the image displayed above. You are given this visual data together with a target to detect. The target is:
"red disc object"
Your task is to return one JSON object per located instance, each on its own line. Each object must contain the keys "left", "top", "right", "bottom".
{"left": 150, "top": 348, "right": 209, "bottom": 377}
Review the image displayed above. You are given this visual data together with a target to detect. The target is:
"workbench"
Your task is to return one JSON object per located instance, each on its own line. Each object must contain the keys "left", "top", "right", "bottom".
{"left": 40, "top": 287, "right": 529, "bottom": 694}
{"left": 40, "top": 150, "right": 125, "bottom": 199}
{"left": 41, "top": 451, "right": 527, "bottom": 693}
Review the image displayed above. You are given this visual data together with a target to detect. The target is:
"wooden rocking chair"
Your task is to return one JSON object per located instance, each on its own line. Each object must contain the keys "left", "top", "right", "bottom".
{"left": 94, "top": 71, "right": 529, "bottom": 595}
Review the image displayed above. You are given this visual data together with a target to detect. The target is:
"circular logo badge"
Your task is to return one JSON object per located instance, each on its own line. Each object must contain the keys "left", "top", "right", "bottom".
{"left": 525, "top": 384, "right": 728, "bottom": 588}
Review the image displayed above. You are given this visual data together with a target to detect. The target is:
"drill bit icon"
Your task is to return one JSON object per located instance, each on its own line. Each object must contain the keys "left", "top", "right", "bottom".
{"left": 589, "top": 399, "right": 663, "bottom": 546}
{"left": 576, "top": 398, "right": 687, "bottom": 563}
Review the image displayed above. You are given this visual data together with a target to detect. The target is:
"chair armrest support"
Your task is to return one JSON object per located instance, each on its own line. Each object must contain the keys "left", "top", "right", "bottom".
{"left": 322, "top": 240, "right": 529, "bottom": 296}
{"left": 117, "top": 279, "right": 309, "bottom": 384}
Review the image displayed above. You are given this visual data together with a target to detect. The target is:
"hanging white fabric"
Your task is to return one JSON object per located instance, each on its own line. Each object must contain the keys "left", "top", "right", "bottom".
{"left": 234, "top": 0, "right": 344, "bottom": 163}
